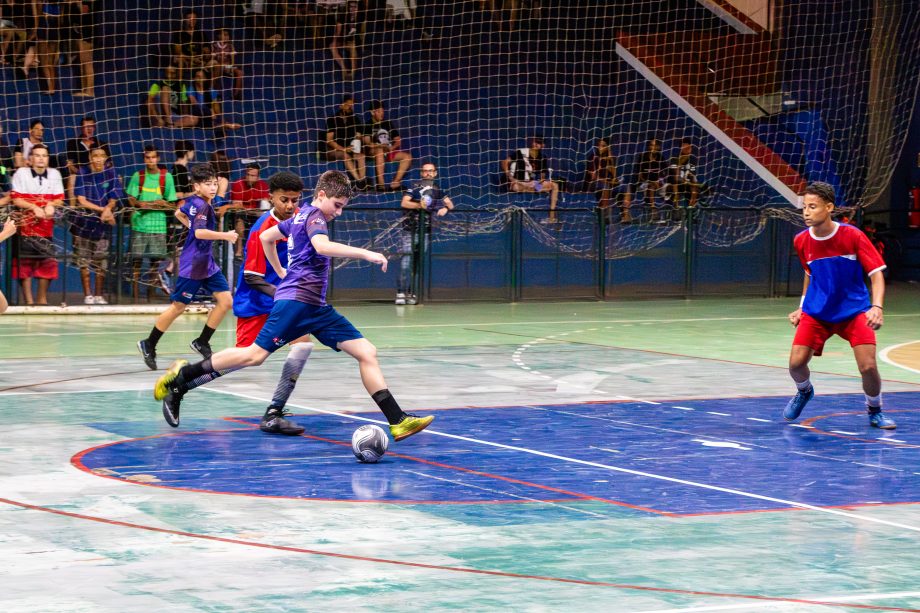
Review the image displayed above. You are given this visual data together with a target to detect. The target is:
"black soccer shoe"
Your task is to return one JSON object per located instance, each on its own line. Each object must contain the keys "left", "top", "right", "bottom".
{"left": 137, "top": 339, "right": 157, "bottom": 370}
{"left": 190, "top": 339, "right": 213, "bottom": 359}
{"left": 260, "top": 407, "right": 305, "bottom": 435}
{"left": 162, "top": 388, "right": 185, "bottom": 428}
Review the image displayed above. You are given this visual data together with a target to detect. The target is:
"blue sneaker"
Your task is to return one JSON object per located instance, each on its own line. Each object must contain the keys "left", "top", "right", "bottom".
{"left": 783, "top": 386, "right": 814, "bottom": 421}
{"left": 868, "top": 407, "right": 897, "bottom": 430}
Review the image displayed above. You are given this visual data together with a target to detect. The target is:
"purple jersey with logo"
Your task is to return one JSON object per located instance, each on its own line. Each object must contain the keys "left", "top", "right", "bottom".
{"left": 274, "top": 205, "right": 330, "bottom": 305}
{"left": 178, "top": 195, "right": 220, "bottom": 280}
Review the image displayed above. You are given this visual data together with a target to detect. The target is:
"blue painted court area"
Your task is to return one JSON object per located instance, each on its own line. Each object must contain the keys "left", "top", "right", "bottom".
{"left": 76, "top": 392, "right": 920, "bottom": 518}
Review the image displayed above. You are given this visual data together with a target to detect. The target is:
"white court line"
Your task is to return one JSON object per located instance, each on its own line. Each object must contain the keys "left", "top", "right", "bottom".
{"left": 202, "top": 387, "right": 920, "bottom": 534}
{"left": 3, "top": 313, "right": 920, "bottom": 338}
{"left": 746, "top": 418, "right": 771, "bottom": 423}
{"left": 0, "top": 388, "right": 147, "bottom": 397}
{"left": 706, "top": 412, "right": 730, "bottom": 416}
{"left": 879, "top": 340, "right": 920, "bottom": 376}
{"left": 672, "top": 406, "right": 695, "bottom": 411}
{"left": 640, "top": 590, "right": 920, "bottom": 613}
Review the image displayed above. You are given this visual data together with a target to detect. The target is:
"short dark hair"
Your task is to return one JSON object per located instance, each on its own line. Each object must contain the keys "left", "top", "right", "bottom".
{"left": 143, "top": 144, "right": 158, "bottom": 155}
{"left": 89, "top": 144, "right": 110, "bottom": 156}
{"left": 341, "top": 94, "right": 354, "bottom": 104}
{"left": 245, "top": 162, "right": 261, "bottom": 171}
{"left": 30, "top": 143, "right": 50, "bottom": 156}
{"left": 420, "top": 160, "right": 437, "bottom": 170}
{"left": 803, "top": 181, "right": 835, "bottom": 205}
{"left": 80, "top": 115, "right": 95, "bottom": 125}
{"left": 314, "top": 170, "right": 354, "bottom": 200}
{"left": 531, "top": 136, "right": 545, "bottom": 145}
{"left": 370, "top": 99, "right": 384, "bottom": 110}
{"left": 174, "top": 140, "right": 194, "bottom": 158}
{"left": 268, "top": 171, "right": 305, "bottom": 194}
{"left": 190, "top": 163, "right": 217, "bottom": 185}
{"left": 30, "top": 119, "right": 44, "bottom": 129}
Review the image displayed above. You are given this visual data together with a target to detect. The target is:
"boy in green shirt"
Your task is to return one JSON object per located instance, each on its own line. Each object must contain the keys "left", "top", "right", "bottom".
{"left": 126, "top": 144, "right": 177, "bottom": 302}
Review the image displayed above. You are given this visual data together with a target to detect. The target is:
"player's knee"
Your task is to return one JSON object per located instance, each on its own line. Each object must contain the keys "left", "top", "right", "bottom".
{"left": 857, "top": 359, "right": 878, "bottom": 376}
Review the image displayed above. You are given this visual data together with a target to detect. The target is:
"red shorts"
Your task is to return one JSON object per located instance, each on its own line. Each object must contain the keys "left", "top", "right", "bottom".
{"left": 237, "top": 313, "right": 269, "bottom": 347}
{"left": 387, "top": 149, "right": 402, "bottom": 162}
{"left": 12, "top": 257, "right": 59, "bottom": 280}
{"left": 793, "top": 311, "right": 876, "bottom": 356}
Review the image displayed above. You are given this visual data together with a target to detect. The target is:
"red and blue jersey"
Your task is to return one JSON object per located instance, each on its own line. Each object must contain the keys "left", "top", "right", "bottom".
{"left": 794, "top": 223, "right": 885, "bottom": 323}
{"left": 233, "top": 210, "right": 291, "bottom": 318}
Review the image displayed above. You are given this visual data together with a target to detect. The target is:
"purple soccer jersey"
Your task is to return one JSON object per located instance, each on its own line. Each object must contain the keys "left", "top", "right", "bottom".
{"left": 178, "top": 195, "right": 221, "bottom": 280}
{"left": 273, "top": 206, "right": 331, "bottom": 305}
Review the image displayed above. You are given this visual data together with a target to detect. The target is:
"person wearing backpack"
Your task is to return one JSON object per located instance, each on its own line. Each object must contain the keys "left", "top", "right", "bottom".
{"left": 125, "top": 144, "right": 177, "bottom": 303}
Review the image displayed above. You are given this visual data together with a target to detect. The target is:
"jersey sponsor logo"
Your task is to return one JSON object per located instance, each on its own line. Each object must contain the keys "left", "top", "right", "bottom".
{"left": 272, "top": 336, "right": 286, "bottom": 347}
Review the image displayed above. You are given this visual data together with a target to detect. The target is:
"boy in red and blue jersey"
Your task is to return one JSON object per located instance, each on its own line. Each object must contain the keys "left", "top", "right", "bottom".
{"left": 137, "top": 164, "right": 238, "bottom": 369}
{"left": 784, "top": 182, "right": 895, "bottom": 429}
{"left": 154, "top": 170, "right": 434, "bottom": 442}
{"left": 232, "top": 171, "right": 315, "bottom": 435}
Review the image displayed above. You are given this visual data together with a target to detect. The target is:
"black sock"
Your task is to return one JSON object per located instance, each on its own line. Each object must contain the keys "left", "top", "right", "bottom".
{"left": 198, "top": 324, "right": 216, "bottom": 344}
{"left": 372, "top": 389, "right": 404, "bottom": 425}
{"left": 180, "top": 358, "right": 214, "bottom": 383}
{"left": 147, "top": 326, "right": 164, "bottom": 348}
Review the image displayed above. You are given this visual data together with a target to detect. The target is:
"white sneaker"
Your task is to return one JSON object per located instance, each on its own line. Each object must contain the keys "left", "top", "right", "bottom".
{"left": 395, "top": 292, "right": 406, "bottom": 305}
{"left": 94, "top": 296, "right": 108, "bottom": 305}
{"left": 406, "top": 294, "right": 417, "bottom": 305}
{"left": 83, "top": 295, "right": 95, "bottom": 305}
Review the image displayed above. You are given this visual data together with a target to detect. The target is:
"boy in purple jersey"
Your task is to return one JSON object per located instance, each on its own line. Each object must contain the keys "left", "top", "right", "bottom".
{"left": 138, "top": 165, "right": 239, "bottom": 369}
{"left": 154, "top": 170, "right": 434, "bottom": 442}
{"left": 784, "top": 182, "right": 895, "bottom": 429}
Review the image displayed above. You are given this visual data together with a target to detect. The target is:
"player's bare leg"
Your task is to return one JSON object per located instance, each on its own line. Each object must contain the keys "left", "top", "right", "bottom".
{"left": 853, "top": 343, "right": 895, "bottom": 428}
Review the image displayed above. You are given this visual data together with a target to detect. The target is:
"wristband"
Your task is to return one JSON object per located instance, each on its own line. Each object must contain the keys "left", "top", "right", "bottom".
{"left": 799, "top": 295, "right": 805, "bottom": 307}
{"left": 871, "top": 305, "right": 883, "bottom": 310}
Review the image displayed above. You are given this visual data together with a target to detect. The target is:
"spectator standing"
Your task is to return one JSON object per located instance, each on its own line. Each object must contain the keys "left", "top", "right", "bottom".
{"left": 325, "top": 95, "right": 368, "bottom": 189}
{"left": 34, "top": 0, "right": 63, "bottom": 94}
{"left": 171, "top": 140, "right": 195, "bottom": 201}
{"left": 125, "top": 145, "right": 177, "bottom": 302}
{"left": 316, "top": 0, "right": 359, "bottom": 79}
{"left": 0, "top": 218, "right": 15, "bottom": 313}
{"left": 172, "top": 9, "right": 207, "bottom": 83}
{"left": 397, "top": 161, "right": 453, "bottom": 304}
{"left": 10, "top": 143, "right": 64, "bottom": 305}
{"left": 0, "top": 0, "right": 28, "bottom": 67}
{"left": 0, "top": 123, "right": 13, "bottom": 193}
{"left": 65, "top": 0, "right": 94, "bottom": 97}
{"left": 365, "top": 99, "right": 412, "bottom": 191}
{"left": 227, "top": 162, "right": 269, "bottom": 258}
{"left": 65, "top": 115, "right": 106, "bottom": 203}
{"left": 502, "top": 136, "right": 560, "bottom": 223}
{"left": 72, "top": 145, "right": 121, "bottom": 304}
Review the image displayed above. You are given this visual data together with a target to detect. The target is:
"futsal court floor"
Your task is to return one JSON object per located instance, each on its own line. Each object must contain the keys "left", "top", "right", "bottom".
{"left": 1, "top": 289, "right": 919, "bottom": 612}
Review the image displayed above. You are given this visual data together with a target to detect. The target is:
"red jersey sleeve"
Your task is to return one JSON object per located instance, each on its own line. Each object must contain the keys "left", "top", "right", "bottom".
{"left": 854, "top": 228, "right": 886, "bottom": 275}
{"left": 243, "top": 221, "right": 268, "bottom": 276}
{"left": 793, "top": 231, "right": 811, "bottom": 276}
{"left": 230, "top": 179, "right": 245, "bottom": 203}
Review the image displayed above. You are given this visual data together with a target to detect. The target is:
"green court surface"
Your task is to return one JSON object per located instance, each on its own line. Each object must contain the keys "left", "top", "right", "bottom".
{"left": 1, "top": 289, "right": 919, "bottom": 611}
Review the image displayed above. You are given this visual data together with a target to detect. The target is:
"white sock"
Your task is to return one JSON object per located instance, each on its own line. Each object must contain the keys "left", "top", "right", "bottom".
{"left": 794, "top": 378, "right": 812, "bottom": 392}
{"left": 865, "top": 393, "right": 881, "bottom": 408}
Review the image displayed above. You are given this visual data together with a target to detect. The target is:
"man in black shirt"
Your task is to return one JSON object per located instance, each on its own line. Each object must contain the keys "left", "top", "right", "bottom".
{"left": 324, "top": 95, "right": 367, "bottom": 189}
{"left": 65, "top": 115, "right": 107, "bottom": 203}
{"left": 501, "top": 136, "right": 560, "bottom": 223}
{"left": 365, "top": 100, "right": 412, "bottom": 192}
{"left": 628, "top": 138, "right": 667, "bottom": 221}
{"left": 171, "top": 140, "right": 195, "bottom": 201}
{"left": 665, "top": 138, "right": 702, "bottom": 208}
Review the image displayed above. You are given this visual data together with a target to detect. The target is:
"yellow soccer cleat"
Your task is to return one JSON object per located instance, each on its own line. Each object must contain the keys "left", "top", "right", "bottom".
{"left": 154, "top": 359, "right": 188, "bottom": 401}
{"left": 389, "top": 413, "right": 434, "bottom": 441}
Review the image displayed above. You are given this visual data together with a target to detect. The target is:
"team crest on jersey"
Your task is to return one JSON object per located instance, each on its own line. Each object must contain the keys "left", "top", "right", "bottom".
{"left": 189, "top": 205, "right": 198, "bottom": 216}
{"left": 272, "top": 336, "right": 286, "bottom": 346}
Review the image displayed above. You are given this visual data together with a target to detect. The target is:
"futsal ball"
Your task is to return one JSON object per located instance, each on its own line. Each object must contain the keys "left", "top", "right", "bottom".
{"left": 352, "top": 425, "right": 389, "bottom": 463}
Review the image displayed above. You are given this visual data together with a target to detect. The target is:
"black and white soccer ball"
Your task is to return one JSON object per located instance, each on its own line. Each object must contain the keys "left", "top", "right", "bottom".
{"left": 351, "top": 424, "right": 389, "bottom": 463}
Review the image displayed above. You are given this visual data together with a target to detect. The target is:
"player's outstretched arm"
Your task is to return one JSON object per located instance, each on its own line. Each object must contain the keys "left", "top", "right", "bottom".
{"left": 311, "top": 234, "right": 387, "bottom": 272}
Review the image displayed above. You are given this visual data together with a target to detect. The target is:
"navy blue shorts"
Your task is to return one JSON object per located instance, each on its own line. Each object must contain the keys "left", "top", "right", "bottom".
{"left": 171, "top": 272, "right": 231, "bottom": 304}
{"left": 254, "top": 300, "right": 363, "bottom": 353}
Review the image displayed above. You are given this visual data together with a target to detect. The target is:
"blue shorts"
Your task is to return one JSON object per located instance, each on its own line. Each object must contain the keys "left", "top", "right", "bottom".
{"left": 171, "top": 272, "right": 231, "bottom": 304}
{"left": 254, "top": 300, "right": 363, "bottom": 353}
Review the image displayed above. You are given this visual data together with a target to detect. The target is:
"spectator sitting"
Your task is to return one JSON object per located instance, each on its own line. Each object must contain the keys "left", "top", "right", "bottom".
{"left": 172, "top": 10, "right": 207, "bottom": 83}
{"left": 189, "top": 69, "right": 242, "bottom": 132}
{"left": 501, "top": 136, "right": 560, "bottom": 223}
{"left": 365, "top": 99, "right": 412, "bottom": 192}
{"left": 10, "top": 144, "right": 64, "bottom": 305}
{"left": 209, "top": 28, "right": 243, "bottom": 100}
{"left": 171, "top": 139, "right": 195, "bottom": 202}
{"left": 325, "top": 95, "right": 368, "bottom": 189}
{"left": 226, "top": 162, "right": 269, "bottom": 259}
{"left": 585, "top": 136, "right": 629, "bottom": 223}
{"left": 13, "top": 119, "right": 47, "bottom": 168}
{"left": 242, "top": 0, "right": 283, "bottom": 48}
{"left": 125, "top": 144, "right": 177, "bottom": 302}
{"left": 665, "top": 138, "right": 702, "bottom": 208}
{"left": 72, "top": 145, "right": 122, "bottom": 304}
{"left": 627, "top": 137, "right": 667, "bottom": 222}
{"left": 0, "top": 0, "right": 28, "bottom": 68}
{"left": 146, "top": 65, "right": 197, "bottom": 128}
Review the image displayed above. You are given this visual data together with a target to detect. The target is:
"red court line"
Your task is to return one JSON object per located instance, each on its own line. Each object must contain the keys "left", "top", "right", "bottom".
{"left": 0, "top": 496, "right": 918, "bottom": 612}
{"left": 800, "top": 410, "right": 920, "bottom": 449}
